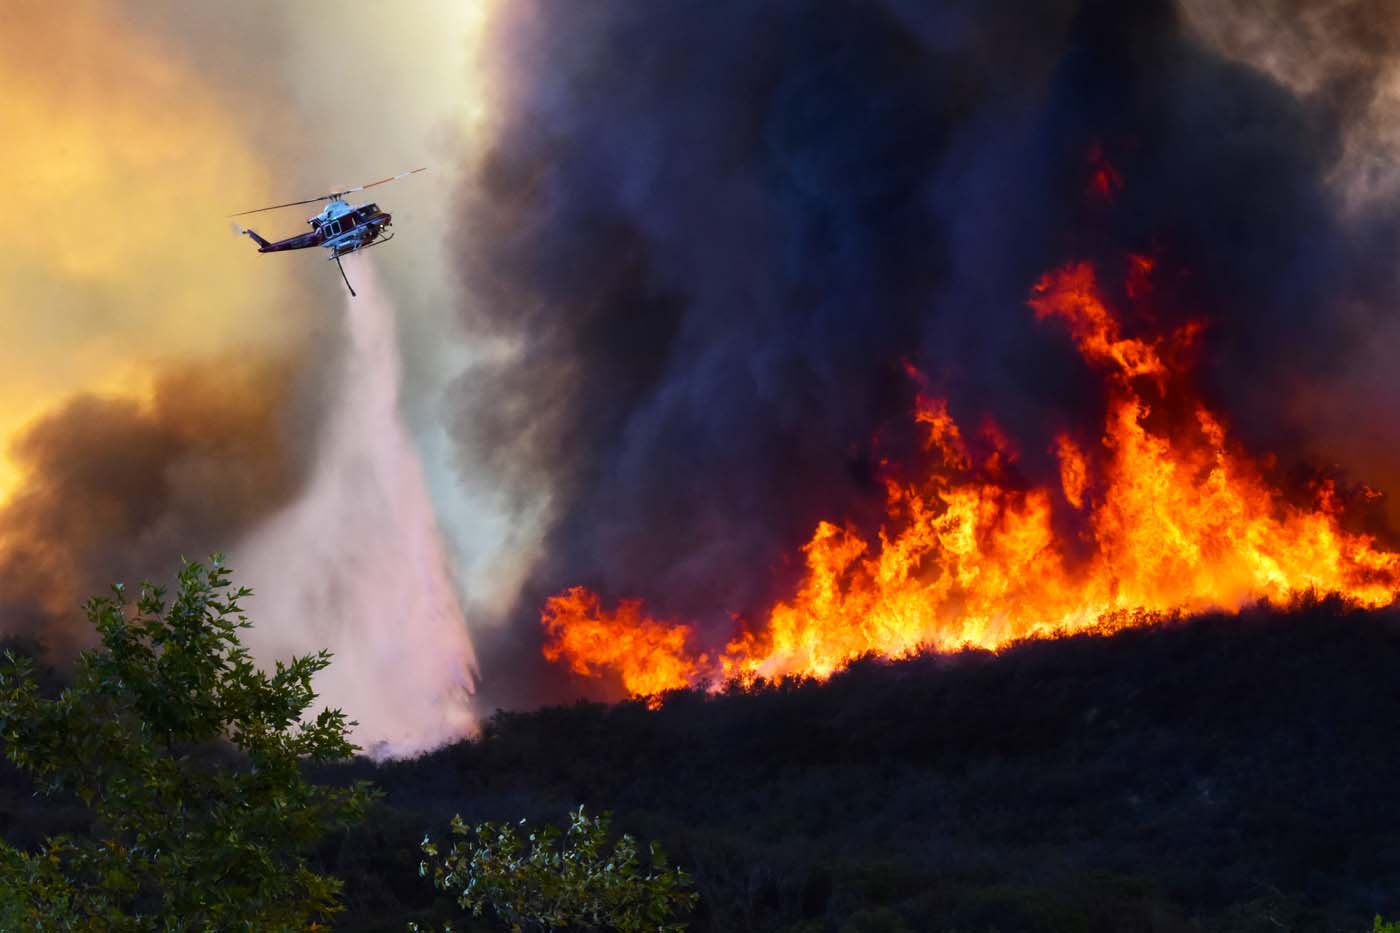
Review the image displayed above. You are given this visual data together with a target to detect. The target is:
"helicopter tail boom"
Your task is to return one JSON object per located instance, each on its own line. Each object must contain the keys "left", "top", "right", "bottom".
{"left": 244, "top": 229, "right": 321, "bottom": 253}
{"left": 240, "top": 228, "right": 272, "bottom": 249}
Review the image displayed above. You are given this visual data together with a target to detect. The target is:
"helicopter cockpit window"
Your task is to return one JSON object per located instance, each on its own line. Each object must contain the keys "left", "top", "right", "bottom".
{"left": 363, "top": 203, "right": 379, "bottom": 215}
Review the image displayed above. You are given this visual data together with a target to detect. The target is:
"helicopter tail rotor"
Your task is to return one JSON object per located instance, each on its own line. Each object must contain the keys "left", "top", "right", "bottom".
{"left": 230, "top": 221, "right": 271, "bottom": 250}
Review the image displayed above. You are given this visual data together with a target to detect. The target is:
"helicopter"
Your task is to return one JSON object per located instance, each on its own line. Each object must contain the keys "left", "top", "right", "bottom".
{"left": 229, "top": 167, "right": 426, "bottom": 296}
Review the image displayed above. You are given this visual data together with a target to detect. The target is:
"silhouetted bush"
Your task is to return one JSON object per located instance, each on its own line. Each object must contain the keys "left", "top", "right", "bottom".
{"left": 0, "top": 559, "right": 376, "bottom": 928}
{"left": 8, "top": 594, "right": 1400, "bottom": 930}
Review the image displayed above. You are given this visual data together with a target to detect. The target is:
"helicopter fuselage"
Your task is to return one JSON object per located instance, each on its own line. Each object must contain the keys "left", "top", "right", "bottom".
{"left": 230, "top": 165, "right": 424, "bottom": 296}
{"left": 242, "top": 199, "right": 393, "bottom": 257}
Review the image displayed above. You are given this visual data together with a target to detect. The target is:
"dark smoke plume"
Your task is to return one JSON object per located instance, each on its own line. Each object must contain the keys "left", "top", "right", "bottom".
{"left": 0, "top": 359, "right": 310, "bottom": 655}
{"left": 452, "top": 0, "right": 1400, "bottom": 707}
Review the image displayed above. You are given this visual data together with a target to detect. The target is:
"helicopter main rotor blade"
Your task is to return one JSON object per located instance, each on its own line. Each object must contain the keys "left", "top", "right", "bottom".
{"left": 228, "top": 194, "right": 332, "bottom": 218}
{"left": 335, "top": 167, "right": 427, "bottom": 195}
{"left": 228, "top": 167, "right": 426, "bottom": 217}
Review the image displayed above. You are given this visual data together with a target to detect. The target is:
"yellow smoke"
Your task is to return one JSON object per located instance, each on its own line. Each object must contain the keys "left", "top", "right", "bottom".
{"left": 0, "top": 0, "right": 303, "bottom": 498}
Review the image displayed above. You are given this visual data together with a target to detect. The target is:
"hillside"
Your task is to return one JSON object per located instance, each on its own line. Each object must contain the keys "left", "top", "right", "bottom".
{"left": 310, "top": 597, "right": 1400, "bottom": 931}
{"left": 3, "top": 599, "right": 1396, "bottom": 929}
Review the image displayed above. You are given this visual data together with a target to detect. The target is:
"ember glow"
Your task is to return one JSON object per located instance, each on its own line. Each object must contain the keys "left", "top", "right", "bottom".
{"left": 542, "top": 257, "right": 1400, "bottom": 697}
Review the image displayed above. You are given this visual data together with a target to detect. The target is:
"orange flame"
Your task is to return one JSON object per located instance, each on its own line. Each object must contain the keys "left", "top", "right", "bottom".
{"left": 541, "top": 259, "right": 1400, "bottom": 698}
{"left": 1055, "top": 434, "right": 1089, "bottom": 509}
{"left": 540, "top": 587, "right": 702, "bottom": 698}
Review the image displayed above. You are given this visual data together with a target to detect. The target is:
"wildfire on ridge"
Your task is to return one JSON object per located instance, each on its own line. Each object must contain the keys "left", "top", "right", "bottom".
{"left": 541, "top": 258, "right": 1400, "bottom": 699}
{"left": 541, "top": 586, "right": 706, "bottom": 699}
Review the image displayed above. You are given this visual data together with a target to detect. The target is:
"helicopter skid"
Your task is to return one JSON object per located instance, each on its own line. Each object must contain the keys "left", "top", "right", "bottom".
{"left": 328, "top": 232, "right": 395, "bottom": 260}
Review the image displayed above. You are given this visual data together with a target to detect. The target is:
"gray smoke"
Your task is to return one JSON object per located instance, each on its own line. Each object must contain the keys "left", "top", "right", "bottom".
{"left": 0, "top": 359, "right": 310, "bottom": 655}
{"left": 450, "top": 0, "right": 1400, "bottom": 707}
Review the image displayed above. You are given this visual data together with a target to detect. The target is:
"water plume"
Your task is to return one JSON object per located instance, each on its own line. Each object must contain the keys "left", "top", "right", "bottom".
{"left": 235, "top": 253, "right": 476, "bottom": 758}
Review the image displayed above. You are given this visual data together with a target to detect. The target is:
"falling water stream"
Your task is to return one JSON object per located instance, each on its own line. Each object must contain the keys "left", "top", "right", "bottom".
{"left": 235, "top": 254, "right": 477, "bottom": 758}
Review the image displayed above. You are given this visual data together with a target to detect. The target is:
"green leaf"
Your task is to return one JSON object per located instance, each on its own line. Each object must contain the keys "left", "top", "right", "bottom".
{"left": 419, "top": 807, "right": 698, "bottom": 931}
{"left": 0, "top": 558, "right": 374, "bottom": 928}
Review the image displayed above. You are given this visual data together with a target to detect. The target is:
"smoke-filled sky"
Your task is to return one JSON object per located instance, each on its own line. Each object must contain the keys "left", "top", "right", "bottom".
{"left": 452, "top": 0, "right": 1400, "bottom": 708}
{"left": 2, "top": 1, "right": 1399, "bottom": 733}
{"left": 0, "top": 0, "right": 509, "bottom": 749}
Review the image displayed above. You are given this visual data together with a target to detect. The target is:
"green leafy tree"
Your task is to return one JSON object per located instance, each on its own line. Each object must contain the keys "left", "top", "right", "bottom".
{"left": 0, "top": 557, "right": 375, "bottom": 930}
{"left": 416, "top": 806, "right": 698, "bottom": 932}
